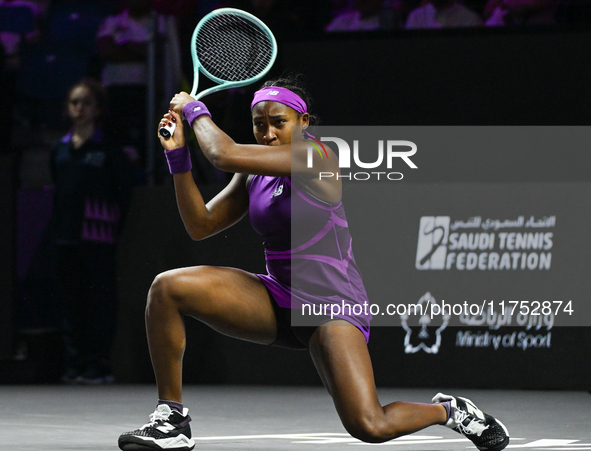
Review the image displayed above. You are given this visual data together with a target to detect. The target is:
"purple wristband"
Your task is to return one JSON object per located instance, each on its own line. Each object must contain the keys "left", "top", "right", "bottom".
{"left": 165, "top": 145, "right": 192, "bottom": 174}
{"left": 182, "top": 100, "right": 211, "bottom": 126}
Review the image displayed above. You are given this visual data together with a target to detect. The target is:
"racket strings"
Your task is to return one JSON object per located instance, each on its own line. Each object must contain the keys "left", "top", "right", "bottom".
{"left": 196, "top": 14, "right": 274, "bottom": 82}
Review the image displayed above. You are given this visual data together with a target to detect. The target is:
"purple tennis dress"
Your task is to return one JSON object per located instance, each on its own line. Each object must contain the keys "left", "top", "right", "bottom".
{"left": 249, "top": 175, "right": 371, "bottom": 342}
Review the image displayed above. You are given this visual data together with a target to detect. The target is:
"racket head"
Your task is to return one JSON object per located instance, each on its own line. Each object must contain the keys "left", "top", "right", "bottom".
{"left": 189, "top": 8, "right": 278, "bottom": 99}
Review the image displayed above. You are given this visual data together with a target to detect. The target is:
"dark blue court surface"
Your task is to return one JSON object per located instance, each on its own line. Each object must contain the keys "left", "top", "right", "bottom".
{"left": 2, "top": 386, "right": 589, "bottom": 450}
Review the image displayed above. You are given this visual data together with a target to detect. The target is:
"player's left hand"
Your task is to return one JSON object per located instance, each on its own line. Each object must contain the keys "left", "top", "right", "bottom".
{"left": 170, "top": 92, "right": 196, "bottom": 116}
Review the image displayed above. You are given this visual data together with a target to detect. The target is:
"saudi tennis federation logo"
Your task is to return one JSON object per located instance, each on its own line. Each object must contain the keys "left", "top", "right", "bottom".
{"left": 416, "top": 216, "right": 450, "bottom": 270}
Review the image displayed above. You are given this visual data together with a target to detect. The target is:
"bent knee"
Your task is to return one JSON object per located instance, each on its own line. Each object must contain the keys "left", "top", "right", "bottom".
{"left": 146, "top": 266, "right": 221, "bottom": 314}
{"left": 148, "top": 270, "right": 177, "bottom": 302}
{"left": 343, "top": 414, "right": 397, "bottom": 444}
{"left": 147, "top": 268, "right": 201, "bottom": 305}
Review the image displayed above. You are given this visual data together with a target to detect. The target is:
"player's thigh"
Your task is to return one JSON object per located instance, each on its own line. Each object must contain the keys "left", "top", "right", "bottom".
{"left": 151, "top": 265, "right": 277, "bottom": 344}
{"left": 308, "top": 321, "right": 382, "bottom": 427}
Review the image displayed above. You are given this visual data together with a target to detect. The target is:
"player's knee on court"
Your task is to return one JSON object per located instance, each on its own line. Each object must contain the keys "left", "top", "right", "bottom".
{"left": 341, "top": 412, "right": 393, "bottom": 444}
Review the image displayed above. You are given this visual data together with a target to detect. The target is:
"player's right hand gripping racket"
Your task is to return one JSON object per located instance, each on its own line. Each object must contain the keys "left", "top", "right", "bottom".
{"left": 159, "top": 8, "right": 278, "bottom": 139}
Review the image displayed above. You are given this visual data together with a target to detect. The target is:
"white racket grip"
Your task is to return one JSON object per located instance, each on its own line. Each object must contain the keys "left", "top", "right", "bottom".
{"left": 159, "top": 122, "right": 176, "bottom": 140}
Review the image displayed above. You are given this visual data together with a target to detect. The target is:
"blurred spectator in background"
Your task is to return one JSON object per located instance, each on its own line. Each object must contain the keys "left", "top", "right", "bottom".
{"left": 405, "top": 0, "right": 483, "bottom": 28}
{"left": 96, "top": 0, "right": 164, "bottom": 183}
{"left": 0, "top": 0, "right": 48, "bottom": 150}
{"left": 325, "top": 0, "right": 384, "bottom": 31}
{"left": 224, "top": 0, "right": 330, "bottom": 39}
{"left": 49, "top": 78, "right": 132, "bottom": 384}
{"left": 484, "top": 0, "right": 558, "bottom": 25}
{"left": 0, "top": 0, "right": 48, "bottom": 70}
{"left": 325, "top": 0, "right": 407, "bottom": 31}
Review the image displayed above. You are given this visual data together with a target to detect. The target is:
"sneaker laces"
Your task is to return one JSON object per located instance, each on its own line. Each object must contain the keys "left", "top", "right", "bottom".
{"left": 140, "top": 407, "right": 171, "bottom": 430}
{"left": 454, "top": 410, "right": 490, "bottom": 436}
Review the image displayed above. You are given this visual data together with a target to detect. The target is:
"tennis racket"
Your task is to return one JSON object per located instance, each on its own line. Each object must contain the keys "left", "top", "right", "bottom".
{"left": 159, "top": 8, "right": 278, "bottom": 139}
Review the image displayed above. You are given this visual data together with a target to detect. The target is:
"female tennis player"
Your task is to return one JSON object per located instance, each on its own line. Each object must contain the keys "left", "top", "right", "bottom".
{"left": 118, "top": 76, "right": 509, "bottom": 451}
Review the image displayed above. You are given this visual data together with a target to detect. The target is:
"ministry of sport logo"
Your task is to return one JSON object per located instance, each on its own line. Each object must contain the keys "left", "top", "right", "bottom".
{"left": 400, "top": 292, "right": 449, "bottom": 354}
{"left": 416, "top": 215, "right": 555, "bottom": 271}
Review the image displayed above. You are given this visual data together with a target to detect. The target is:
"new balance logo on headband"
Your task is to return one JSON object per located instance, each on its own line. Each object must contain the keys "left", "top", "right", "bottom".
{"left": 267, "top": 90, "right": 279, "bottom": 95}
